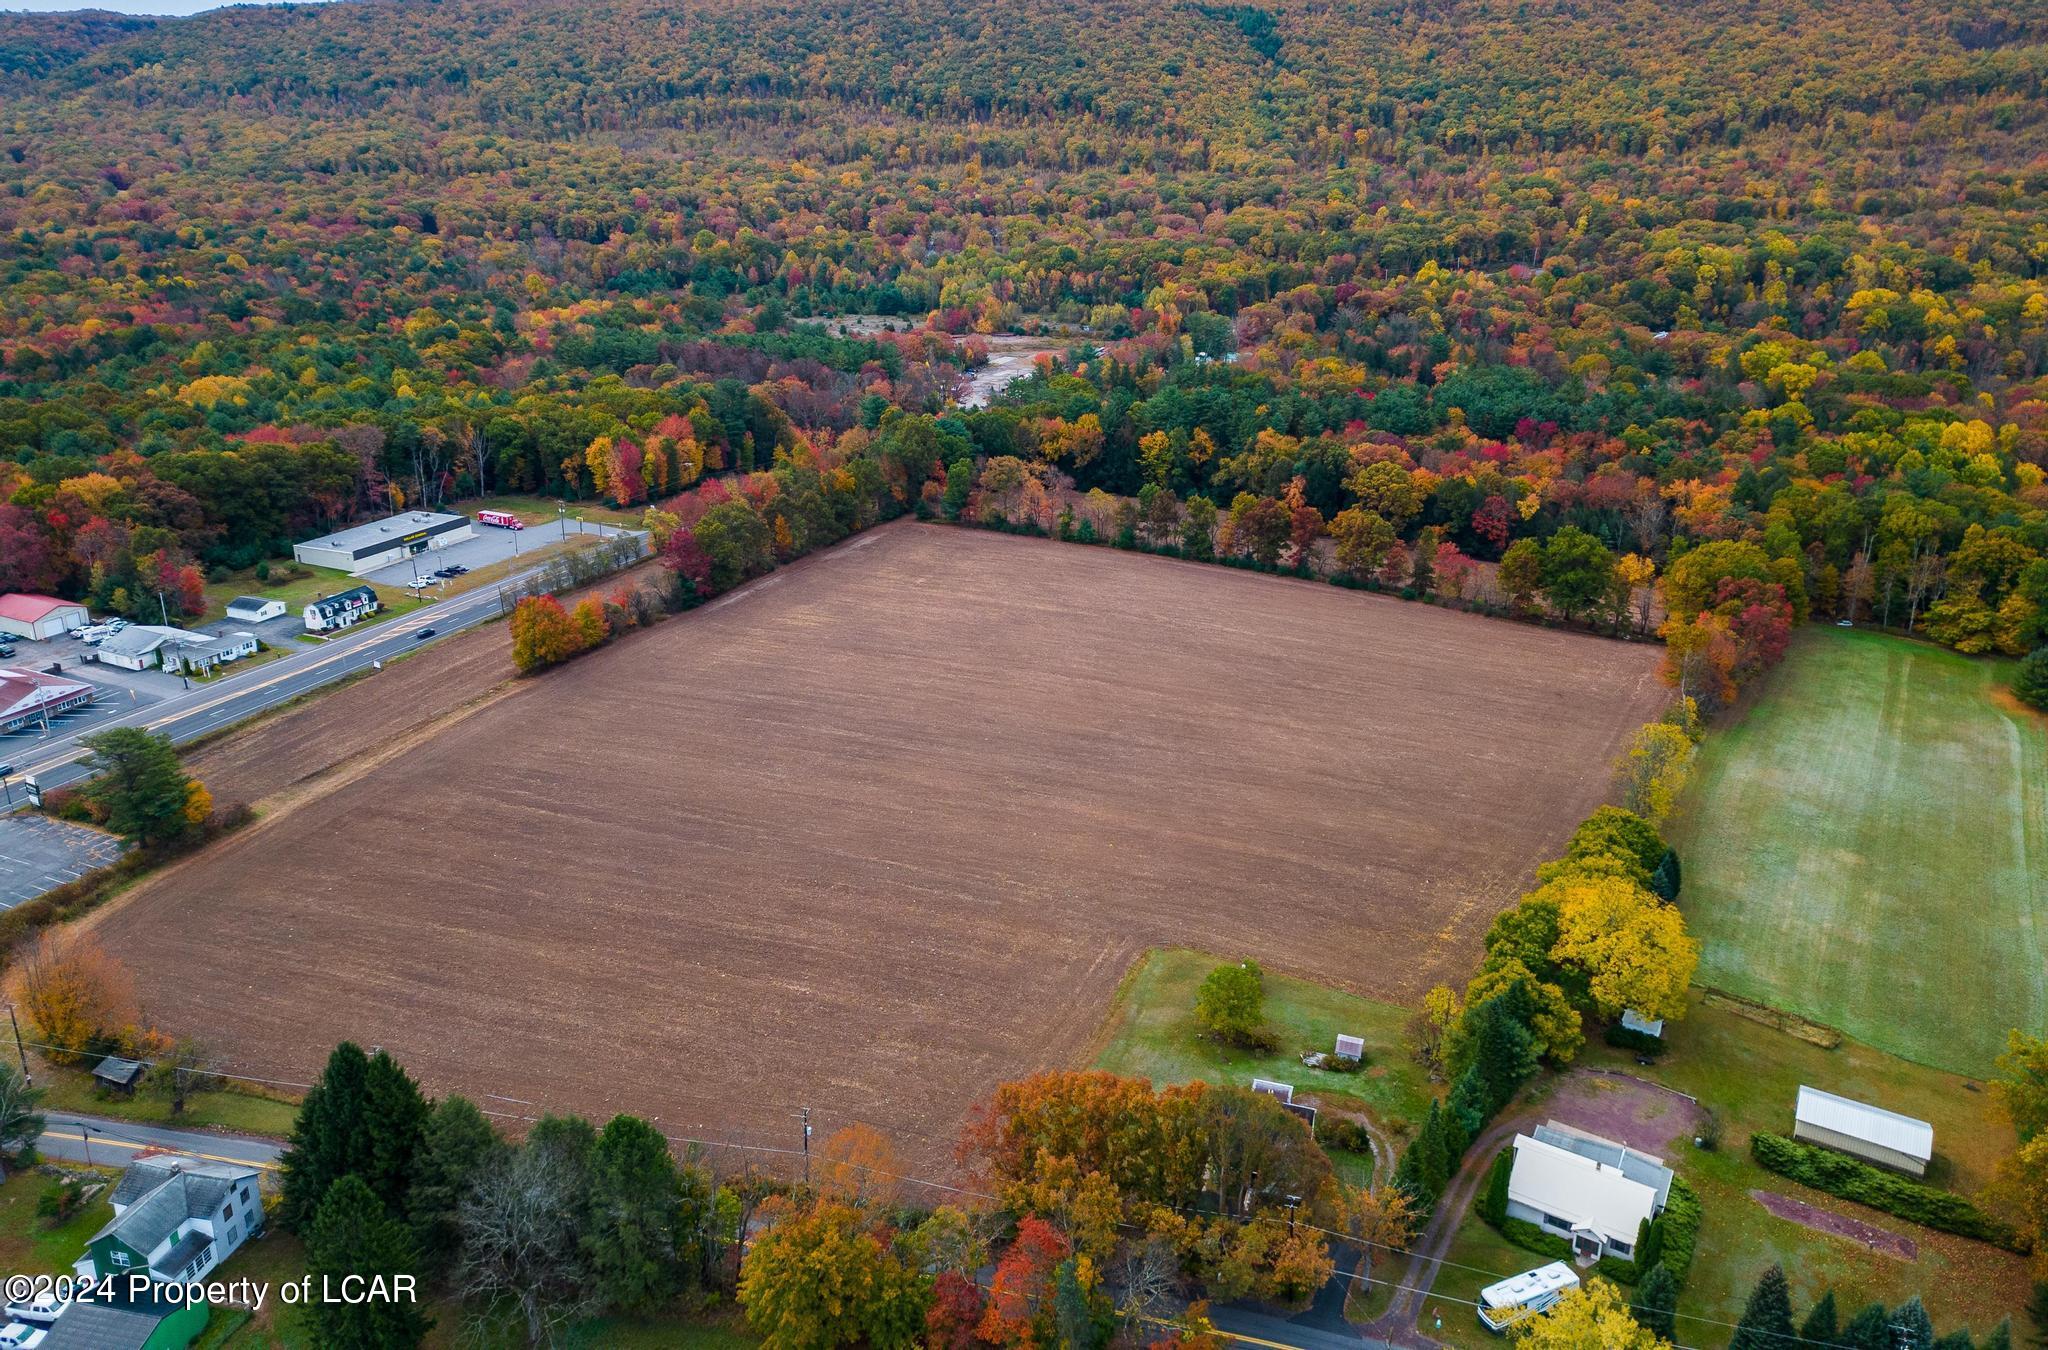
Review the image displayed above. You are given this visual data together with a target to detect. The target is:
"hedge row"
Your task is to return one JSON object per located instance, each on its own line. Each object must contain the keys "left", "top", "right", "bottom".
{"left": 1750, "top": 1133, "right": 2028, "bottom": 1252}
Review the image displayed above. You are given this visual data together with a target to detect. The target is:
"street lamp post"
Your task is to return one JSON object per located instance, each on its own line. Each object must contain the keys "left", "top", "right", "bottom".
{"left": 557, "top": 501, "right": 568, "bottom": 539}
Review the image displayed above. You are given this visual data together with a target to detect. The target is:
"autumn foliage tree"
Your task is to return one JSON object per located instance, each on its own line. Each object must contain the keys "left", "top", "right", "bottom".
{"left": 510, "top": 595, "right": 584, "bottom": 673}
{"left": 738, "top": 1201, "right": 931, "bottom": 1349}
{"left": 12, "top": 932, "right": 141, "bottom": 1063}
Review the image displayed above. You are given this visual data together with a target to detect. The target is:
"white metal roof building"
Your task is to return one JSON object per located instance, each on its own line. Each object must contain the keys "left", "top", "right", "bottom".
{"left": 92, "top": 625, "right": 197, "bottom": 671}
{"left": 1794, "top": 1085, "right": 1933, "bottom": 1176}
{"left": 294, "top": 511, "right": 472, "bottom": 575}
{"left": 1477, "top": 1261, "right": 1579, "bottom": 1332}
{"left": 1506, "top": 1132, "right": 1662, "bottom": 1259}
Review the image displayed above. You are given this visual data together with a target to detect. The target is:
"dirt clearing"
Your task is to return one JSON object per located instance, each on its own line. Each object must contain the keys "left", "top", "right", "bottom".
{"left": 95, "top": 525, "right": 1665, "bottom": 1168}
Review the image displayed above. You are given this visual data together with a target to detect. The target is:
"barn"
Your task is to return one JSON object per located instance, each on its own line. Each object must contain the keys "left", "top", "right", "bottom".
{"left": 1794, "top": 1085, "right": 1933, "bottom": 1176}
{"left": 0, "top": 594, "right": 89, "bottom": 640}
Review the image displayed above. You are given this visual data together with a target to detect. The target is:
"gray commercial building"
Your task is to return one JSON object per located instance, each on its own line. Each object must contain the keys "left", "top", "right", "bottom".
{"left": 294, "top": 510, "right": 474, "bottom": 575}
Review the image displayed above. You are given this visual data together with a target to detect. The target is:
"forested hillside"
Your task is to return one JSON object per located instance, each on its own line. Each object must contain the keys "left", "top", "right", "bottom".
{"left": 3, "top": 0, "right": 2048, "bottom": 669}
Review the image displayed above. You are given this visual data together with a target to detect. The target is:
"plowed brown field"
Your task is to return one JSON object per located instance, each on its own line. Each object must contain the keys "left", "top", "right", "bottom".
{"left": 96, "top": 524, "right": 1666, "bottom": 1170}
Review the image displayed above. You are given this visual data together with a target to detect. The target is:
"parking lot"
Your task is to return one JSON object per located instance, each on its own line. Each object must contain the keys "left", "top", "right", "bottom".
{"left": 358, "top": 517, "right": 633, "bottom": 590}
{"left": 0, "top": 812, "right": 125, "bottom": 908}
{"left": 0, "top": 667, "right": 156, "bottom": 746}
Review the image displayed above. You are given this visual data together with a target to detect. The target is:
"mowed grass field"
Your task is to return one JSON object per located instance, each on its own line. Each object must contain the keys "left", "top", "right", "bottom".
{"left": 1669, "top": 628, "right": 2047, "bottom": 1075}
{"left": 92, "top": 524, "right": 1664, "bottom": 1167}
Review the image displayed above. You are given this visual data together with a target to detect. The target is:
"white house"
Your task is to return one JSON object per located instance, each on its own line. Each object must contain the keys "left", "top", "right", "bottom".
{"left": 1794, "top": 1086, "right": 1933, "bottom": 1177}
{"left": 162, "top": 631, "right": 259, "bottom": 676}
{"left": 0, "top": 595, "right": 89, "bottom": 641}
{"left": 302, "top": 586, "right": 380, "bottom": 633}
{"left": 74, "top": 1157, "right": 264, "bottom": 1287}
{"left": 1505, "top": 1124, "right": 1673, "bottom": 1260}
{"left": 294, "top": 511, "right": 473, "bottom": 575}
{"left": 224, "top": 596, "right": 286, "bottom": 624}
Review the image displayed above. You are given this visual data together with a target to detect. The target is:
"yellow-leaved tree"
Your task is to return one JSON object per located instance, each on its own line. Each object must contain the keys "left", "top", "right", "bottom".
{"left": 1514, "top": 1279, "right": 1671, "bottom": 1349}
{"left": 1547, "top": 875, "right": 1699, "bottom": 1023}
{"left": 1612, "top": 722, "right": 1696, "bottom": 826}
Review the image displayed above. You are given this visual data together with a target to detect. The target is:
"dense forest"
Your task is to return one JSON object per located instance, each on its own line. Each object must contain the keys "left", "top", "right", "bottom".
{"left": 2, "top": 0, "right": 2047, "bottom": 666}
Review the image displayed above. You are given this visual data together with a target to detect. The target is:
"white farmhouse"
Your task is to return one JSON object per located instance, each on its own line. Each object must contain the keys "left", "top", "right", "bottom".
{"left": 74, "top": 1157, "right": 264, "bottom": 1288}
{"left": 1505, "top": 1123, "right": 1673, "bottom": 1261}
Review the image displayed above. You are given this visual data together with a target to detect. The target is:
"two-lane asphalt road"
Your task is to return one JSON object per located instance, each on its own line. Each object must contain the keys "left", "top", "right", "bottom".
{"left": 38, "top": 1112, "right": 283, "bottom": 1172}
{"left": 4, "top": 540, "right": 639, "bottom": 799}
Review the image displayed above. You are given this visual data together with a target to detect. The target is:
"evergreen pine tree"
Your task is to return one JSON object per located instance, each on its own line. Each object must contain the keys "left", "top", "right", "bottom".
{"left": 1447, "top": 1064, "right": 1489, "bottom": 1137}
{"left": 1416, "top": 1101, "right": 1450, "bottom": 1198}
{"left": 305, "top": 1175, "right": 431, "bottom": 1349}
{"left": 1980, "top": 1317, "right": 2012, "bottom": 1350}
{"left": 1893, "top": 1296, "right": 1935, "bottom": 1350}
{"left": 408, "top": 1095, "right": 503, "bottom": 1276}
{"left": 2031, "top": 1284, "right": 2048, "bottom": 1349}
{"left": 1632, "top": 1262, "right": 1678, "bottom": 1341}
{"left": 585, "top": 1115, "right": 689, "bottom": 1312}
{"left": 1464, "top": 989, "right": 1538, "bottom": 1114}
{"left": 1728, "top": 1263, "right": 1795, "bottom": 1350}
{"left": 1932, "top": 1333, "right": 1975, "bottom": 1350}
{"left": 1634, "top": 1214, "right": 1664, "bottom": 1271}
{"left": 1799, "top": 1289, "right": 1838, "bottom": 1344}
{"left": 362, "top": 1050, "right": 430, "bottom": 1216}
{"left": 1840, "top": 1304, "right": 1894, "bottom": 1350}
{"left": 280, "top": 1042, "right": 372, "bottom": 1232}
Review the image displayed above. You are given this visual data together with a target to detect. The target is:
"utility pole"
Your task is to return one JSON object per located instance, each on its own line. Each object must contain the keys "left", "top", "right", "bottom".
{"left": 799, "top": 1107, "right": 812, "bottom": 1185}
{"left": 1285, "top": 1193, "right": 1303, "bottom": 1235}
{"left": 157, "top": 590, "right": 169, "bottom": 625}
{"left": 6, "top": 1005, "right": 28, "bottom": 1085}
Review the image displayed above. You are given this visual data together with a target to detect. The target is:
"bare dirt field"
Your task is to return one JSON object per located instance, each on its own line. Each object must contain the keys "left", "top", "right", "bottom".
{"left": 95, "top": 524, "right": 1665, "bottom": 1169}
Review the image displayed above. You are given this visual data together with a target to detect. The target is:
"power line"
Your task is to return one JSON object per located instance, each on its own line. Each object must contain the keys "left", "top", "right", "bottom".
{"left": 4, "top": 1036, "right": 1917, "bottom": 1346}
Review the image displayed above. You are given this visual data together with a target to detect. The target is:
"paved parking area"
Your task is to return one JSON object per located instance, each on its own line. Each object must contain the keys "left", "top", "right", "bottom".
{"left": 359, "top": 519, "right": 634, "bottom": 589}
{"left": 0, "top": 813, "right": 125, "bottom": 908}
{"left": 0, "top": 671, "right": 155, "bottom": 748}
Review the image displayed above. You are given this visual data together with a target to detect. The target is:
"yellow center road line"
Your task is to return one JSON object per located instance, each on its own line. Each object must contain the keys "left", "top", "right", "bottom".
{"left": 43, "top": 1130, "right": 280, "bottom": 1171}
{"left": 1213, "top": 1332, "right": 1301, "bottom": 1350}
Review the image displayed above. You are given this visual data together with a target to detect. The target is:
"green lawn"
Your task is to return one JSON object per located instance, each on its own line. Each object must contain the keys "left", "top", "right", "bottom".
{"left": 1416, "top": 1211, "right": 1541, "bottom": 1349}
{"left": 1667, "top": 627, "right": 2046, "bottom": 1076}
{"left": 1089, "top": 947, "right": 1436, "bottom": 1177}
{"left": 35, "top": 1059, "right": 299, "bottom": 1137}
{"left": 0, "top": 1168, "right": 114, "bottom": 1275}
{"left": 464, "top": 493, "right": 645, "bottom": 530}
{"left": 199, "top": 563, "right": 408, "bottom": 627}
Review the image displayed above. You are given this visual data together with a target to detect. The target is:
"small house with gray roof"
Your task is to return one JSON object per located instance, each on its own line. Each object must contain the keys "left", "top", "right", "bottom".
{"left": 75, "top": 1156, "right": 263, "bottom": 1287}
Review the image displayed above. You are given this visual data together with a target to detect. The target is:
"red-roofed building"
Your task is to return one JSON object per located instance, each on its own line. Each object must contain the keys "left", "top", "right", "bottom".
{"left": 0, "top": 594, "right": 89, "bottom": 640}
{"left": 0, "top": 667, "right": 93, "bottom": 732}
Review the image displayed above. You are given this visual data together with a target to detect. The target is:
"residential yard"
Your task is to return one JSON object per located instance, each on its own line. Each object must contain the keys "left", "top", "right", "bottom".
{"left": 32, "top": 1054, "right": 300, "bottom": 1137}
{"left": 199, "top": 563, "right": 406, "bottom": 627}
{"left": 0, "top": 1167, "right": 115, "bottom": 1276}
{"left": 1668, "top": 627, "right": 2045, "bottom": 1076}
{"left": 1089, "top": 947, "right": 1437, "bottom": 1187}
{"left": 1422, "top": 995, "right": 2030, "bottom": 1347}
